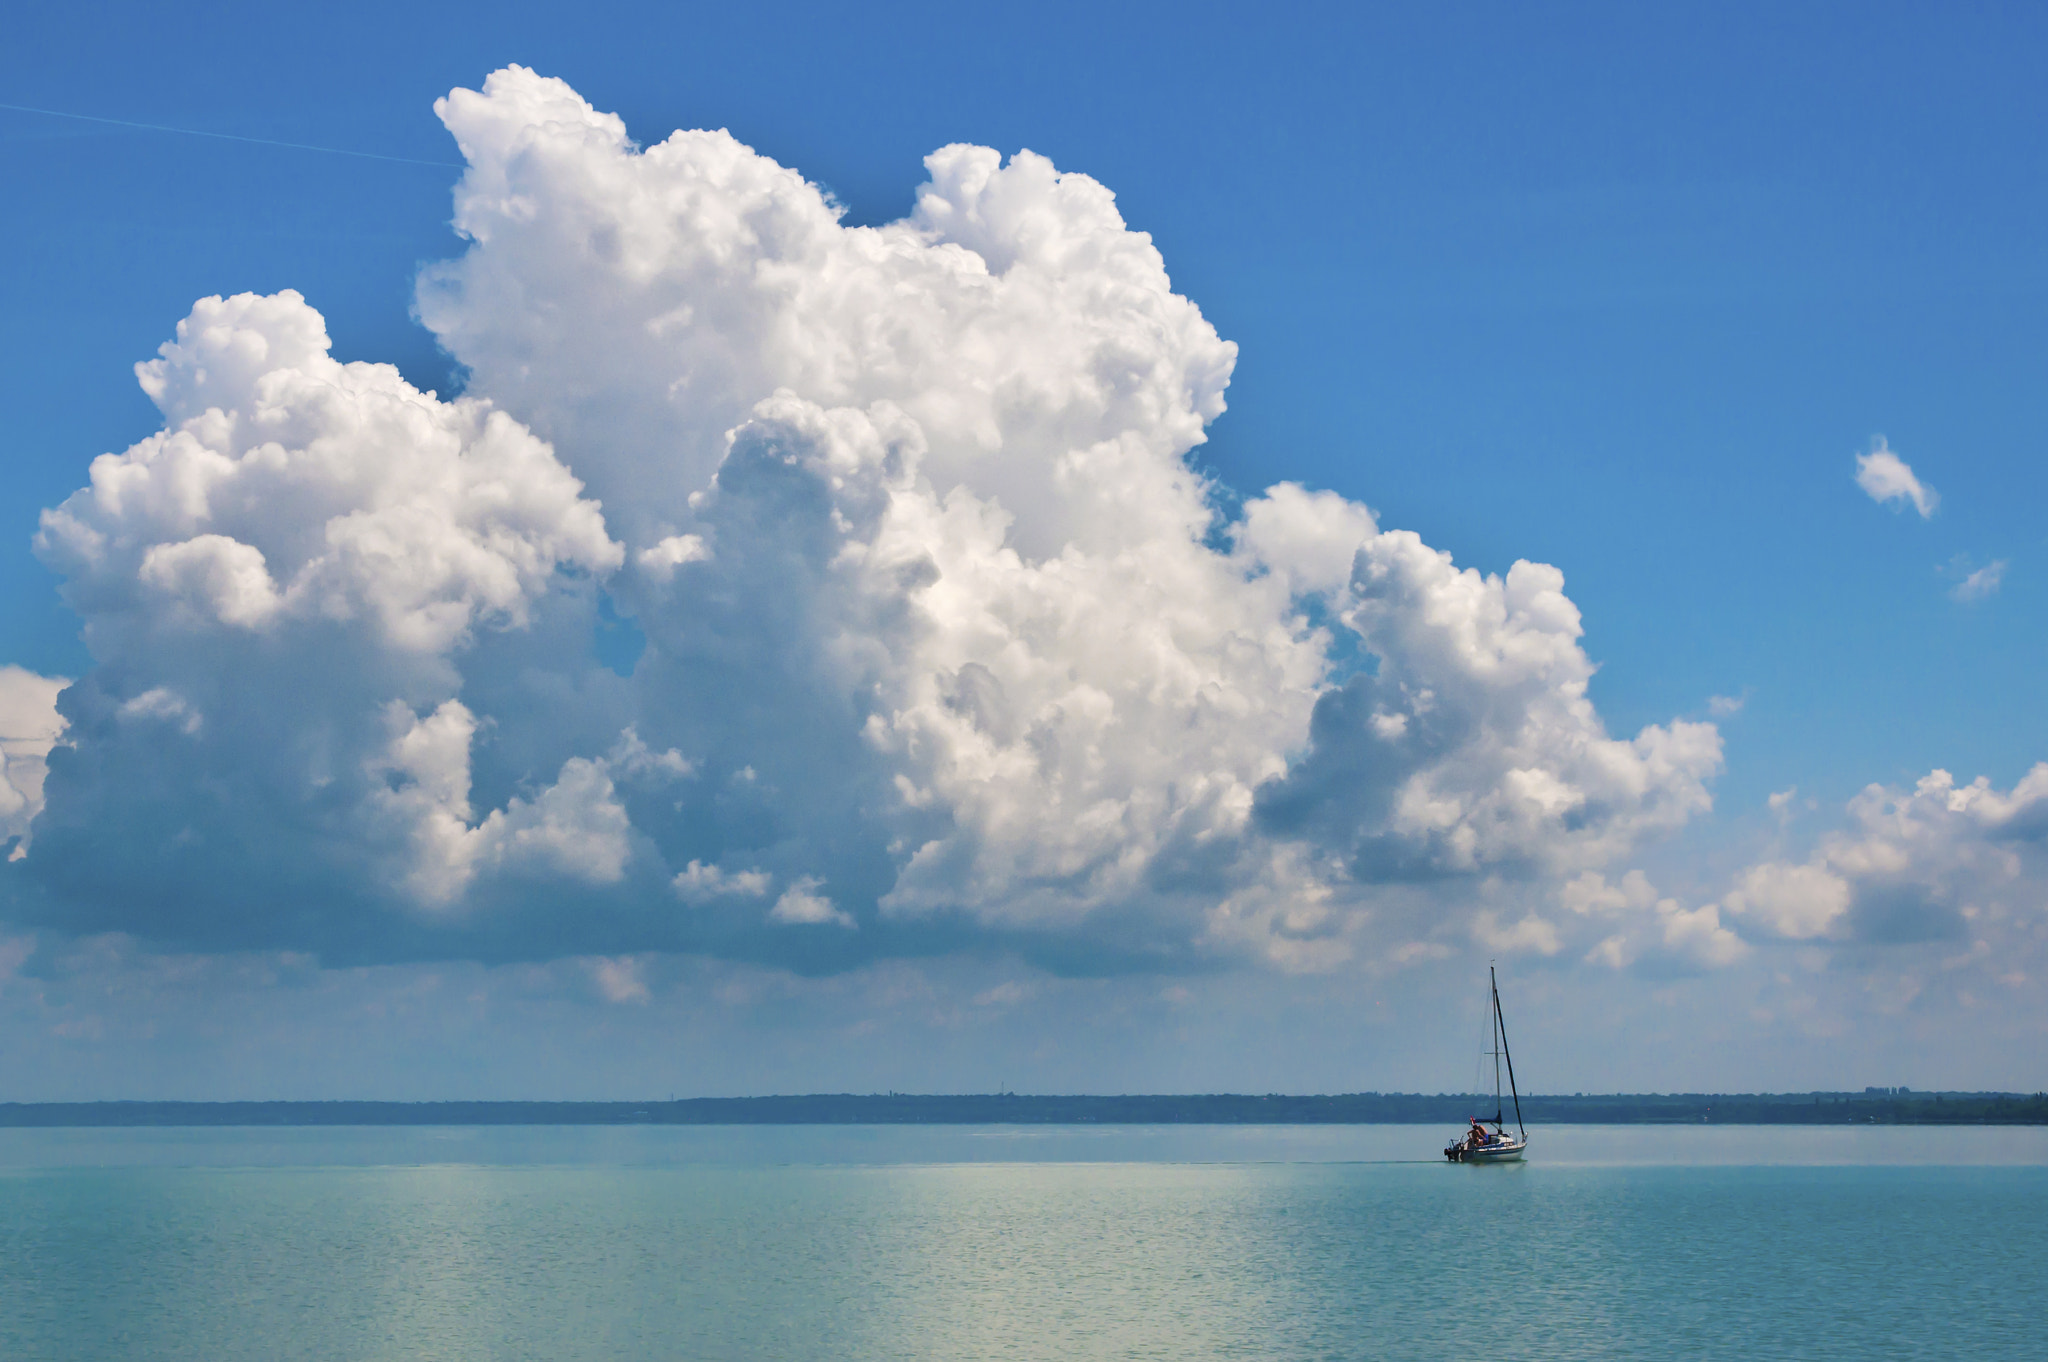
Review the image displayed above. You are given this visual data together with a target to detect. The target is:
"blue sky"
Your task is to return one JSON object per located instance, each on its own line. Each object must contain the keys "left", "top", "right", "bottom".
{"left": 1, "top": 2, "right": 2043, "bottom": 1098}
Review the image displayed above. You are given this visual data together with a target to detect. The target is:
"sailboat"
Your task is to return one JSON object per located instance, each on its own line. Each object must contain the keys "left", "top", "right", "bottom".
{"left": 1443, "top": 965, "right": 1528, "bottom": 1163}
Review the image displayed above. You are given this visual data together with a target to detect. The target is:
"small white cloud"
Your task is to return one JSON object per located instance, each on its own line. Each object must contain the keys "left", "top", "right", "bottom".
{"left": 606, "top": 728, "right": 693, "bottom": 780}
{"left": 1472, "top": 911, "right": 1561, "bottom": 956}
{"left": 1854, "top": 438, "right": 1937, "bottom": 518}
{"left": 1563, "top": 871, "right": 1747, "bottom": 969}
{"left": 1949, "top": 559, "right": 2006, "bottom": 603}
{"left": 118, "top": 688, "right": 201, "bottom": 735}
{"left": 1657, "top": 898, "right": 1749, "bottom": 968}
{"left": 1722, "top": 862, "right": 1852, "bottom": 940}
{"left": 636, "top": 534, "right": 709, "bottom": 582}
{"left": 1584, "top": 934, "right": 1631, "bottom": 969}
{"left": 1707, "top": 693, "right": 1745, "bottom": 718}
{"left": 1559, "top": 869, "right": 1655, "bottom": 917}
{"left": 771, "top": 877, "right": 854, "bottom": 928}
{"left": 586, "top": 955, "right": 650, "bottom": 1004}
{"left": 673, "top": 860, "right": 772, "bottom": 903}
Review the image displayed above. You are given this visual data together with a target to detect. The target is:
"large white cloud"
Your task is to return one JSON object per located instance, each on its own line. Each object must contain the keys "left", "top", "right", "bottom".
{"left": 38, "top": 289, "right": 622, "bottom": 657}
{"left": 1555, "top": 764, "right": 2048, "bottom": 999}
{"left": 25, "top": 290, "right": 641, "bottom": 946}
{"left": 7, "top": 68, "right": 1723, "bottom": 973}
{"left": 1252, "top": 528, "right": 1721, "bottom": 882}
{"left": 1728, "top": 765, "right": 2048, "bottom": 946}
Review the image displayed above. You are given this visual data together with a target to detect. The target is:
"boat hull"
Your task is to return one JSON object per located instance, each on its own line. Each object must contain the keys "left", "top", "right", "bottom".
{"left": 1461, "top": 1141, "right": 1525, "bottom": 1163}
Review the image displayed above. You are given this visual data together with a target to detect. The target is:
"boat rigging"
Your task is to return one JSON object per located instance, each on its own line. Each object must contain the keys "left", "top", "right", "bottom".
{"left": 1444, "top": 965, "right": 1528, "bottom": 1163}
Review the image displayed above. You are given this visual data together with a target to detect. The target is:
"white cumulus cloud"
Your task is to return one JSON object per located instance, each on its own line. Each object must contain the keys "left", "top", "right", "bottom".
{"left": 1723, "top": 861, "right": 1853, "bottom": 940}
{"left": 772, "top": 878, "right": 854, "bottom": 928}
{"left": 1561, "top": 760, "right": 2048, "bottom": 992}
{"left": 0, "top": 667, "right": 68, "bottom": 859}
{"left": 23, "top": 288, "right": 634, "bottom": 944}
{"left": 7, "top": 68, "right": 1725, "bottom": 976}
{"left": 1948, "top": 558, "right": 2006, "bottom": 603}
{"left": 1561, "top": 869, "right": 1748, "bottom": 972}
{"left": 1854, "top": 438, "right": 1937, "bottom": 517}
{"left": 1809, "top": 766, "right": 2048, "bottom": 945}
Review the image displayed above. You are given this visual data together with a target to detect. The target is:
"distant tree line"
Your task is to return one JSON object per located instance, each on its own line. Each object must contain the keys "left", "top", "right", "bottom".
{"left": 1, "top": 1091, "right": 2044, "bottom": 1126}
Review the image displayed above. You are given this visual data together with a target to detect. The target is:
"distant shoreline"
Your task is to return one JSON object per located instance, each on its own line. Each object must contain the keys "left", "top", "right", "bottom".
{"left": 2, "top": 1092, "right": 2044, "bottom": 1127}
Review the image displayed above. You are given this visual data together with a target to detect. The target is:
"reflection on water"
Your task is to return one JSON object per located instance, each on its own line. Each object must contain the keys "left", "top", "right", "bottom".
{"left": 3, "top": 1120, "right": 2045, "bottom": 1168}
{"left": 0, "top": 1127, "right": 2042, "bottom": 1360}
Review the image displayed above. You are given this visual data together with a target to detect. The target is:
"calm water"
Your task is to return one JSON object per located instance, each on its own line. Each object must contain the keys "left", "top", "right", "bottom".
{"left": 1, "top": 1125, "right": 2042, "bottom": 1360}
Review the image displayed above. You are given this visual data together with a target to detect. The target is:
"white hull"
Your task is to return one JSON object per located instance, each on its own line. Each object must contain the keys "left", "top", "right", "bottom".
{"left": 1455, "top": 1138, "right": 1526, "bottom": 1163}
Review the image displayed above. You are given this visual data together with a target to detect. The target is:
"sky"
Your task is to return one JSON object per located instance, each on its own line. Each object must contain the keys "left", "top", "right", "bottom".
{"left": 1, "top": 1, "right": 2043, "bottom": 1100}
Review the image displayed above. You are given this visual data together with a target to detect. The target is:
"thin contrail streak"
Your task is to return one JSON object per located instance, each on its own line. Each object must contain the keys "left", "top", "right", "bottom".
{"left": 0, "top": 101, "right": 462, "bottom": 169}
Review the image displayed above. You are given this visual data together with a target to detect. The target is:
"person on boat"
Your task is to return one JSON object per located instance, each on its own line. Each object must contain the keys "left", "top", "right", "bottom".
{"left": 1468, "top": 1118, "right": 1490, "bottom": 1149}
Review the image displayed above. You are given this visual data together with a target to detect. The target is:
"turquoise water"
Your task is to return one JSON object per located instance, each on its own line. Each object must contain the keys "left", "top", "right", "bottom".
{"left": 1, "top": 1126, "right": 2042, "bottom": 1360}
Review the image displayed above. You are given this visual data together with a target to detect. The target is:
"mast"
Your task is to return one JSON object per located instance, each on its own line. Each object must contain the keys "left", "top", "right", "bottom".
{"left": 1489, "top": 966, "right": 1503, "bottom": 1127}
{"left": 1491, "top": 966, "right": 1525, "bottom": 1140}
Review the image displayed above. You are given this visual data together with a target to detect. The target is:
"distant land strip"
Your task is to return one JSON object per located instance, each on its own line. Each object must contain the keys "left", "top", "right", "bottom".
{"left": 2, "top": 1092, "right": 2044, "bottom": 1127}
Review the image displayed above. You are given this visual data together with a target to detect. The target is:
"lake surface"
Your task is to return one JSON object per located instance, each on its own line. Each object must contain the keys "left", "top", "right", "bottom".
{"left": 2, "top": 1125, "right": 2042, "bottom": 1360}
